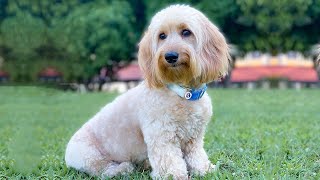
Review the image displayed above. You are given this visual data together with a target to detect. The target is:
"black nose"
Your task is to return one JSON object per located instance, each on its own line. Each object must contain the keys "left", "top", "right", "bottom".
{"left": 165, "top": 51, "right": 179, "bottom": 64}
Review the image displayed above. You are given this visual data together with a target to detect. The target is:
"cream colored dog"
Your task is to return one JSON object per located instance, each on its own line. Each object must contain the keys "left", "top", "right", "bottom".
{"left": 65, "top": 5, "right": 229, "bottom": 179}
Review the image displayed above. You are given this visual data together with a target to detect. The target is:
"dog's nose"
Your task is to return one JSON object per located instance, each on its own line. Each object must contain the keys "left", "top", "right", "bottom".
{"left": 165, "top": 51, "right": 179, "bottom": 64}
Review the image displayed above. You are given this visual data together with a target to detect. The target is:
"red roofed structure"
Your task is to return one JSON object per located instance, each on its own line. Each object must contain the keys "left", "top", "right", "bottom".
{"left": 115, "top": 63, "right": 143, "bottom": 82}
{"left": 38, "top": 67, "right": 62, "bottom": 82}
{"left": 38, "top": 67, "right": 62, "bottom": 77}
{"left": 231, "top": 66, "right": 318, "bottom": 83}
{"left": 230, "top": 52, "right": 319, "bottom": 88}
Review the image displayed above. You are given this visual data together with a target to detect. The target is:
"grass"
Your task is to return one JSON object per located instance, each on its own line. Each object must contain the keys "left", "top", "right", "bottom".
{"left": 0, "top": 86, "right": 319, "bottom": 179}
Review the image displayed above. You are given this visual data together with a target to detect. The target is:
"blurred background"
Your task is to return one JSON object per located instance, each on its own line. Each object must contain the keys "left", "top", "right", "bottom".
{"left": 0, "top": 0, "right": 319, "bottom": 91}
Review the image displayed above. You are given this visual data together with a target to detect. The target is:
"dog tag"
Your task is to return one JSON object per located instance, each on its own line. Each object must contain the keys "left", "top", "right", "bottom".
{"left": 184, "top": 91, "right": 192, "bottom": 100}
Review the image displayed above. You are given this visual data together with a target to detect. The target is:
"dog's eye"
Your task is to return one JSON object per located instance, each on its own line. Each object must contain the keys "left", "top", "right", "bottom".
{"left": 159, "top": 33, "right": 167, "bottom": 40}
{"left": 181, "top": 29, "right": 192, "bottom": 37}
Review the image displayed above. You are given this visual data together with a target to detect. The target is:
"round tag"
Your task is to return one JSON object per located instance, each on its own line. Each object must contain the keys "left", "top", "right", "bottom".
{"left": 184, "top": 91, "right": 192, "bottom": 100}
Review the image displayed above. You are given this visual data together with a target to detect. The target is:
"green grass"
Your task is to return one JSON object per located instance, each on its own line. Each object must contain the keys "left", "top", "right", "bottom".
{"left": 0, "top": 86, "right": 319, "bottom": 179}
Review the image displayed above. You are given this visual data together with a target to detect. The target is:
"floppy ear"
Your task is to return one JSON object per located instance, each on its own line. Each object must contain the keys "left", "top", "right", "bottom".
{"left": 198, "top": 17, "right": 230, "bottom": 83}
{"left": 138, "top": 30, "right": 162, "bottom": 88}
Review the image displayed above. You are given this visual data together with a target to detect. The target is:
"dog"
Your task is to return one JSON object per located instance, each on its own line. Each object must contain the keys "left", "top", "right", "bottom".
{"left": 65, "top": 5, "right": 229, "bottom": 179}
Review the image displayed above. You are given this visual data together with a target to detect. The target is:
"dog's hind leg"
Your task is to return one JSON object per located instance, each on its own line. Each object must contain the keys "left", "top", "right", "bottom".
{"left": 65, "top": 125, "right": 110, "bottom": 176}
{"left": 101, "top": 161, "right": 135, "bottom": 178}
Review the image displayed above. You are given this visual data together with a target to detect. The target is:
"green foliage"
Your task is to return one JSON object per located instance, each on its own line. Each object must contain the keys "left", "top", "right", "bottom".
{"left": 52, "top": 1, "right": 137, "bottom": 67}
{"left": 0, "top": 11, "right": 46, "bottom": 57}
{"left": 197, "top": 0, "right": 238, "bottom": 27}
{"left": 5, "top": 0, "right": 80, "bottom": 26}
{"left": 235, "top": 0, "right": 317, "bottom": 54}
{"left": 0, "top": 87, "right": 320, "bottom": 178}
{"left": 237, "top": 0, "right": 312, "bottom": 33}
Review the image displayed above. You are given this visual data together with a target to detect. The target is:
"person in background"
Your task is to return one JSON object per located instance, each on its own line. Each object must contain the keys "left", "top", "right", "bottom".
{"left": 98, "top": 67, "right": 109, "bottom": 91}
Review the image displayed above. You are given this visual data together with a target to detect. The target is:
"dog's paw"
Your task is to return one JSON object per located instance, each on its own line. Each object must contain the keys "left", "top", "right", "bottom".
{"left": 151, "top": 171, "right": 189, "bottom": 180}
{"left": 189, "top": 163, "right": 217, "bottom": 176}
{"left": 101, "top": 162, "right": 134, "bottom": 178}
{"left": 208, "top": 163, "right": 217, "bottom": 172}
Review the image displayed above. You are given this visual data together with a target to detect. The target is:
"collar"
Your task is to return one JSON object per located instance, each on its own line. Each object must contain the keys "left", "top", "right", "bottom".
{"left": 167, "top": 84, "right": 207, "bottom": 101}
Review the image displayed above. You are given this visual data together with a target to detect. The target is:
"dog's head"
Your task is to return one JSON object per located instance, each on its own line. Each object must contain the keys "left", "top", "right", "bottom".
{"left": 138, "top": 5, "right": 230, "bottom": 88}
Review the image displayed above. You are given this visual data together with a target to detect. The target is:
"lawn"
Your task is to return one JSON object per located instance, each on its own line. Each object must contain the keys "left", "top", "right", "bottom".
{"left": 0, "top": 86, "right": 319, "bottom": 179}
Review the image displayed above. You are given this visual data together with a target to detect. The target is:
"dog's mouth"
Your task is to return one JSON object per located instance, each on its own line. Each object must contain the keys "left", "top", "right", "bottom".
{"left": 168, "top": 62, "right": 188, "bottom": 68}
{"left": 165, "top": 55, "right": 190, "bottom": 69}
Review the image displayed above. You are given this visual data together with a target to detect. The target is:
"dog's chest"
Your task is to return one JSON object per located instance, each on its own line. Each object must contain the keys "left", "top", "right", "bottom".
{"left": 176, "top": 115, "right": 206, "bottom": 142}
{"left": 171, "top": 102, "right": 210, "bottom": 142}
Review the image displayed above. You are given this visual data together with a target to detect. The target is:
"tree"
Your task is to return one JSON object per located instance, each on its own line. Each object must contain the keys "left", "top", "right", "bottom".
{"left": 0, "top": 12, "right": 46, "bottom": 57}
{"left": 4, "top": 0, "right": 80, "bottom": 26}
{"left": 50, "top": 0, "right": 137, "bottom": 80}
{"left": 235, "top": 0, "right": 317, "bottom": 54}
{"left": 197, "top": 0, "right": 238, "bottom": 28}
{"left": 0, "top": 11, "right": 46, "bottom": 81}
{"left": 127, "top": 0, "right": 147, "bottom": 37}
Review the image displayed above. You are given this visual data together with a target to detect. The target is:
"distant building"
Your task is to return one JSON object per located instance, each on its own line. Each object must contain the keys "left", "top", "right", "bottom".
{"left": 38, "top": 67, "right": 62, "bottom": 82}
{"left": 99, "top": 61, "right": 142, "bottom": 93}
{"left": 115, "top": 62, "right": 142, "bottom": 82}
{"left": 230, "top": 52, "right": 319, "bottom": 89}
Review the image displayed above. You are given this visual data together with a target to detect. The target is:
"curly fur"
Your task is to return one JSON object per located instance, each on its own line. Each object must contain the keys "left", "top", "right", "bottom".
{"left": 65, "top": 5, "right": 229, "bottom": 179}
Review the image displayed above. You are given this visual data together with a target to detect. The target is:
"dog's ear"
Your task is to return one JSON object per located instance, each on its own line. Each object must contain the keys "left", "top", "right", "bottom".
{"left": 138, "top": 30, "right": 163, "bottom": 88}
{"left": 198, "top": 17, "right": 230, "bottom": 83}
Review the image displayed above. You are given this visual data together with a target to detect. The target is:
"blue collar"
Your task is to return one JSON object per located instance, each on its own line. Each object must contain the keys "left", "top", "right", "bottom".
{"left": 167, "top": 84, "right": 207, "bottom": 101}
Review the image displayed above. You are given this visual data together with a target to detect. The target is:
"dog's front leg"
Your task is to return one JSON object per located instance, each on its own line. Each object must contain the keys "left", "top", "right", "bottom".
{"left": 143, "top": 128, "right": 188, "bottom": 180}
{"left": 183, "top": 138, "right": 215, "bottom": 176}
